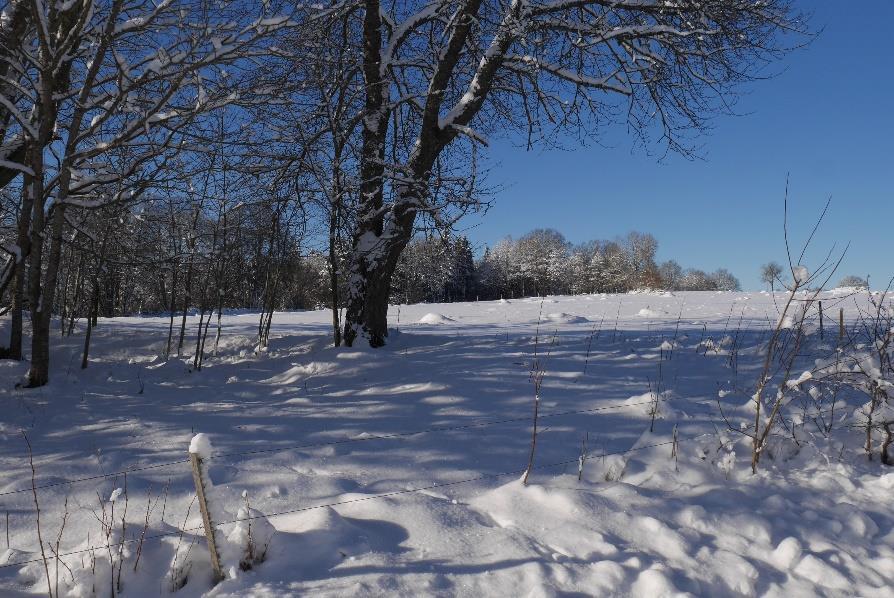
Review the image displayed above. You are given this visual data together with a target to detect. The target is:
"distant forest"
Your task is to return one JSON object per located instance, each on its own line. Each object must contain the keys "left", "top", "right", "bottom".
{"left": 390, "top": 229, "right": 740, "bottom": 305}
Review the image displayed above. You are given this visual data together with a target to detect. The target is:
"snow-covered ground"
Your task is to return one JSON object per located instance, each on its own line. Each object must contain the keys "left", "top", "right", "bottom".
{"left": 1, "top": 291, "right": 892, "bottom": 597}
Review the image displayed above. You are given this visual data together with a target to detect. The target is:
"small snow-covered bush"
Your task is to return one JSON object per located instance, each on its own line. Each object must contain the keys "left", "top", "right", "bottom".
{"left": 225, "top": 495, "right": 275, "bottom": 572}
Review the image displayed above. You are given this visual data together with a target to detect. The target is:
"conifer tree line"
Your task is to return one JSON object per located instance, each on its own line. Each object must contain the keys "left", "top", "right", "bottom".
{"left": 0, "top": 0, "right": 803, "bottom": 385}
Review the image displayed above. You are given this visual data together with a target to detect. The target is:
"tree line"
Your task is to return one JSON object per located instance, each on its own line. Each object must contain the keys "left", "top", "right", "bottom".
{"left": 0, "top": 1, "right": 805, "bottom": 385}
{"left": 393, "top": 229, "right": 741, "bottom": 304}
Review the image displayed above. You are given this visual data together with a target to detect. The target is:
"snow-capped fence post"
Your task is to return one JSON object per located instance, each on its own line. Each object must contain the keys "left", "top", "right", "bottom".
{"left": 188, "top": 436, "right": 224, "bottom": 584}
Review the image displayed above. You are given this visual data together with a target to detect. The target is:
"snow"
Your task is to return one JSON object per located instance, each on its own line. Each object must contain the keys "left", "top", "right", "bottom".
{"left": 189, "top": 433, "right": 214, "bottom": 460}
{"left": 544, "top": 312, "right": 588, "bottom": 324}
{"left": 1, "top": 291, "right": 893, "bottom": 596}
{"left": 417, "top": 312, "right": 455, "bottom": 325}
{"left": 830, "top": 285, "right": 868, "bottom": 295}
{"left": 786, "top": 370, "right": 813, "bottom": 388}
{"left": 793, "top": 265, "right": 810, "bottom": 284}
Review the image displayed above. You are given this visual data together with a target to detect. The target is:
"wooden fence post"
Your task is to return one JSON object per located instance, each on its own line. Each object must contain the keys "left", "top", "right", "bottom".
{"left": 189, "top": 447, "right": 223, "bottom": 583}
{"left": 671, "top": 424, "right": 679, "bottom": 472}
{"left": 818, "top": 300, "right": 824, "bottom": 340}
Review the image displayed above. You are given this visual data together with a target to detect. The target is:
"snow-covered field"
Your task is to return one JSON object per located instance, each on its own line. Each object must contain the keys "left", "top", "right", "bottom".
{"left": 1, "top": 292, "right": 892, "bottom": 597}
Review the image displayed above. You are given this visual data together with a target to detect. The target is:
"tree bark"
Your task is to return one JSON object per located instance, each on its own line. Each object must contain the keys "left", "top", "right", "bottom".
{"left": 165, "top": 265, "right": 178, "bottom": 360}
{"left": 328, "top": 160, "right": 342, "bottom": 347}
{"left": 343, "top": 0, "right": 496, "bottom": 346}
{"left": 81, "top": 282, "right": 99, "bottom": 369}
{"left": 6, "top": 177, "right": 34, "bottom": 359}
{"left": 27, "top": 202, "right": 67, "bottom": 387}
{"left": 343, "top": 208, "right": 415, "bottom": 347}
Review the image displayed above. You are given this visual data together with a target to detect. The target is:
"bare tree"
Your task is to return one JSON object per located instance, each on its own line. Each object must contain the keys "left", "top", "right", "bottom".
{"left": 340, "top": 0, "right": 807, "bottom": 346}
{"left": 761, "top": 261, "right": 784, "bottom": 291}
{"left": 730, "top": 194, "right": 844, "bottom": 473}
{"left": 0, "top": 0, "right": 290, "bottom": 386}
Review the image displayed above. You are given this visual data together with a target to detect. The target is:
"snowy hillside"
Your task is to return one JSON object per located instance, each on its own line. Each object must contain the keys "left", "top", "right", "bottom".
{"left": 1, "top": 291, "right": 892, "bottom": 597}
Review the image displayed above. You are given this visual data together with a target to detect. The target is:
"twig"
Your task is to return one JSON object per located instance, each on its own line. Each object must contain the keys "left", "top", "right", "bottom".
{"left": 23, "top": 432, "right": 53, "bottom": 598}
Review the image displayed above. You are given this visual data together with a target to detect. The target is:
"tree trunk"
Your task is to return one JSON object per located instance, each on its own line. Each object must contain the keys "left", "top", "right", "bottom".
{"left": 27, "top": 202, "right": 67, "bottom": 387}
{"left": 57, "top": 246, "right": 70, "bottom": 335}
{"left": 80, "top": 231, "right": 109, "bottom": 370}
{"left": 177, "top": 256, "right": 194, "bottom": 357}
{"left": 8, "top": 261, "right": 26, "bottom": 360}
{"left": 328, "top": 162, "right": 342, "bottom": 347}
{"left": 81, "top": 282, "right": 99, "bottom": 369}
{"left": 164, "top": 265, "right": 178, "bottom": 360}
{"left": 342, "top": 210, "right": 414, "bottom": 347}
{"left": 7, "top": 178, "right": 34, "bottom": 359}
{"left": 177, "top": 209, "right": 201, "bottom": 357}
{"left": 66, "top": 252, "right": 85, "bottom": 336}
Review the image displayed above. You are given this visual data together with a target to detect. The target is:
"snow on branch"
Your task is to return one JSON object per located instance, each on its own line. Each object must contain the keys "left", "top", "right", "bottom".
{"left": 503, "top": 55, "right": 631, "bottom": 94}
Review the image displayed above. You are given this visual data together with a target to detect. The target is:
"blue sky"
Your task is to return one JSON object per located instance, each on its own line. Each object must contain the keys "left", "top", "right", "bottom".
{"left": 462, "top": 1, "right": 893, "bottom": 290}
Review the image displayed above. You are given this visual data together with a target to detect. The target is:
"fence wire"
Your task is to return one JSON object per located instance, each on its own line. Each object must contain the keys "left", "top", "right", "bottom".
{"left": 0, "top": 440, "right": 675, "bottom": 571}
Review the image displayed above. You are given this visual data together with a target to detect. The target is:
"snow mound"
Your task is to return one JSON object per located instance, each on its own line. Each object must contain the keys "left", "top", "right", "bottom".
{"left": 272, "top": 505, "right": 373, "bottom": 572}
{"left": 628, "top": 288, "right": 675, "bottom": 297}
{"left": 772, "top": 537, "right": 802, "bottom": 569}
{"left": 624, "top": 391, "right": 678, "bottom": 421}
{"left": 470, "top": 481, "right": 622, "bottom": 563}
{"left": 223, "top": 503, "right": 276, "bottom": 572}
{"left": 544, "top": 312, "right": 588, "bottom": 324}
{"left": 264, "top": 361, "right": 334, "bottom": 384}
{"left": 418, "top": 313, "right": 456, "bottom": 324}
{"left": 637, "top": 307, "right": 665, "bottom": 317}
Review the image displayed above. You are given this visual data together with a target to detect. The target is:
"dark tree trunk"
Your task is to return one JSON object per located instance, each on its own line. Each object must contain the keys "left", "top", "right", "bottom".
{"left": 7, "top": 178, "right": 34, "bottom": 359}
{"left": 177, "top": 258, "right": 193, "bottom": 357}
{"left": 343, "top": 1, "right": 491, "bottom": 346}
{"left": 343, "top": 210, "right": 414, "bottom": 347}
{"left": 8, "top": 261, "right": 26, "bottom": 360}
{"left": 0, "top": 1, "right": 31, "bottom": 191}
{"left": 165, "top": 265, "right": 178, "bottom": 360}
{"left": 27, "top": 202, "right": 67, "bottom": 387}
{"left": 81, "top": 283, "right": 99, "bottom": 369}
{"left": 66, "top": 252, "right": 85, "bottom": 336}
{"left": 329, "top": 160, "right": 342, "bottom": 347}
{"left": 81, "top": 231, "right": 109, "bottom": 369}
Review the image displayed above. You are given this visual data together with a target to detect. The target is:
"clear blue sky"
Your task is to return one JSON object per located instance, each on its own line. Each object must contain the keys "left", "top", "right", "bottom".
{"left": 462, "top": 1, "right": 893, "bottom": 290}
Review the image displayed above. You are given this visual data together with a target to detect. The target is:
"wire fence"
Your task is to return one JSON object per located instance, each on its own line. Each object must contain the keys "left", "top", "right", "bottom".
{"left": 0, "top": 384, "right": 860, "bottom": 500}
{"left": 0, "top": 314, "right": 874, "bottom": 576}
{"left": 0, "top": 436, "right": 676, "bottom": 571}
